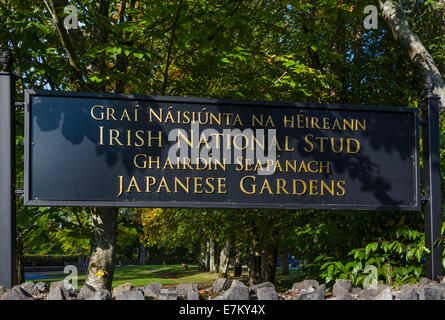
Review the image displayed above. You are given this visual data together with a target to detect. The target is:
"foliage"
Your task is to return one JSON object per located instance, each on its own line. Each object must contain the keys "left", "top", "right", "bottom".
{"left": 316, "top": 226, "right": 445, "bottom": 288}
{"left": 0, "top": 0, "right": 444, "bottom": 284}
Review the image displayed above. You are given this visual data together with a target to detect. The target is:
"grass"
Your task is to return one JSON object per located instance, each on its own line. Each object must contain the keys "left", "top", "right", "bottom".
{"left": 31, "top": 264, "right": 308, "bottom": 291}
{"left": 32, "top": 264, "right": 220, "bottom": 289}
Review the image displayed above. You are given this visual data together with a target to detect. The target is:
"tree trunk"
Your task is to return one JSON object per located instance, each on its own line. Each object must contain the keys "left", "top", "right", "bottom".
{"left": 218, "top": 240, "right": 231, "bottom": 277}
{"left": 378, "top": 0, "right": 445, "bottom": 107}
{"left": 263, "top": 247, "right": 278, "bottom": 283}
{"left": 199, "top": 241, "right": 209, "bottom": 271}
{"left": 247, "top": 248, "right": 262, "bottom": 285}
{"left": 280, "top": 251, "right": 289, "bottom": 275}
{"left": 77, "top": 251, "right": 86, "bottom": 273}
{"left": 234, "top": 251, "right": 243, "bottom": 277}
{"left": 247, "top": 233, "right": 262, "bottom": 285}
{"left": 16, "top": 239, "right": 24, "bottom": 284}
{"left": 208, "top": 237, "right": 218, "bottom": 273}
{"left": 138, "top": 240, "right": 146, "bottom": 266}
{"left": 85, "top": 207, "right": 118, "bottom": 291}
{"left": 260, "top": 250, "right": 267, "bottom": 281}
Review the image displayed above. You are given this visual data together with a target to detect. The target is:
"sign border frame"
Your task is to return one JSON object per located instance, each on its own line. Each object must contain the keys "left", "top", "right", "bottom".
{"left": 24, "top": 89, "right": 421, "bottom": 211}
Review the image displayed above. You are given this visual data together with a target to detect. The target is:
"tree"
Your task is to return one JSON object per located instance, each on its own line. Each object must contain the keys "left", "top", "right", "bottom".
{"left": 2, "top": 0, "right": 443, "bottom": 288}
{"left": 377, "top": 0, "right": 444, "bottom": 107}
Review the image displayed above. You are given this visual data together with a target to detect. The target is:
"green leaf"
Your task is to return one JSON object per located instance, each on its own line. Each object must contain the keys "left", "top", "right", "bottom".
{"left": 89, "top": 75, "right": 103, "bottom": 83}
{"left": 105, "top": 46, "right": 122, "bottom": 56}
{"left": 327, "top": 264, "right": 335, "bottom": 275}
{"left": 415, "top": 248, "right": 423, "bottom": 262}
{"left": 365, "top": 243, "right": 372, "bottom": 255}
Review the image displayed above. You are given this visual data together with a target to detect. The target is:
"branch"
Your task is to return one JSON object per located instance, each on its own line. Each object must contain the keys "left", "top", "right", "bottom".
{"left": 45, "top": 0, "right": 87, "bottom": 90}
{"left": 161, "top": 0, "right": 183, "bottom": 95}
{"left": 378, "top": 0, "right": 445, "bottom": 106}
{"left": 115, "top": 0, "right": 137, "bottom": 93}
{"left": 73, "top": 207, "right": 85, "bottom": 231}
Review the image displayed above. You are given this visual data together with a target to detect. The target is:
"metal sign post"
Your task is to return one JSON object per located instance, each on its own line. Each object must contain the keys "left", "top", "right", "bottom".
{"left": 0, "top": 49, "right": 17, "bottom": 288}
{"left": 422, "top": 78, "right": 443, "bottom": 281}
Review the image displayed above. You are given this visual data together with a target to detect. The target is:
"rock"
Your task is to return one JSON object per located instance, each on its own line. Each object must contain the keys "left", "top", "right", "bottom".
{"left": 19, "top": 282, "right": 41, "bottom": 298}
{"left": 333, "top": 279, "right": 353, "bottom": 297}
{"left": 1, "top": 290, "right": 34, "bottom": 300}
{"left": 212, "top": 280, "right": 249, "bottom": 300}
{"left": 0, "top": 286, "right": 10, "bottom": 299}
{"left": 213, "top": 278, "right": 230, "bottom": 293}
{"left": 226, "top": 280, "right": 250, "bottom": 300}
{"left": 418, "top": 278, "right": 438, "bottom": 287}
{"left": 332, "top": 279, "right": 353, "bottom": 300}
{"left": 360, "top": 287, "right": 378, "bottom": 300}
{"left": 176, "top": 283, "right": 198, "bottom": 298}
{"left": 159, "top": 287, "right": 178, "bottom": 300}
{"left": 187, "top": 289, "right": 200, "bottom": 300}
{"left": 290, "top": 279, "right": 325, "bottom": 300}
{"left": 147, "top": 282, "right": 162, "bottom": 294}
{"left": 112, "top": 283, "right": 133, "bottom": 299}
{"left": 64, "top": 283, "right": 78, "bottom": 298}
{"left": 47, "top": 287, "right": 66, "bottom": 300}
{"left": 47, "top": 281, "right": 77, "bottom": 300}
{"left": 438, "top": 283, "right": 445, "bottom": 299}
{"left": 292, "top": 280, "right": 319, "bottom": 294}
{"left": 399, "top": 284, "right": 418, "bottom": 300}
{"left": 9, "top": 285, "right": 32, "bottom": 300}
{"left": 35, "top": 282, "right": 49, "bottom": 294}
{"left": 351, "top": 287, "right": 362, "bottom": 295}
{"left": 333, "top": 285, "right": 353, "bottom": 300}
{"left": 158, "top": 288, "right": 168, "bottom": 300}
{"left": 77, "top": 283, "right": 97, "bottom": 300}
{"left": 360, "top": 284, "right": 393, "bottom": 300}
{"left": 297, "top": 284, "right": 325, "bottom": 300}
{"left": 116, "top": 289, "right": 145, "bottom": 300}
{"left": 418, "top": 284, "right": 441, "bottom": 300}
{"left": 257, "top": 287, "right": 279, "bottom": 300}
{"left": 88, "top": 289, "right": 112, "bottom": 300}
{"left": 77, "top": 283, "right": 111, "bottom": 300}
{"left": 375, "top": 286, "right": 393, "bottom": 300}
{"left": 139, "top": 282, "right": 162, "bottom": 299}
{"left": 249, "top": 282, "right": 275, "bottom": 294}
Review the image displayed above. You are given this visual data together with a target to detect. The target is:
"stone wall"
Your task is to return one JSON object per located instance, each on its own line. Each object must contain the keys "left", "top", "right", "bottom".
{"left": 1, "top": 278, "right": 444, "bottom": 301}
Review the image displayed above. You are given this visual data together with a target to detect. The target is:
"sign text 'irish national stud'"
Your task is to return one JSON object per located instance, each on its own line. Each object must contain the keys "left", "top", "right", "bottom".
{"left": 24, "top": 90, "right": 419, "bottom": 210}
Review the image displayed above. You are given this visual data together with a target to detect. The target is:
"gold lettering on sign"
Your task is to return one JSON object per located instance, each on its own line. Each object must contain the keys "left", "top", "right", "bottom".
{"left": 117, "top": 175, "right": 228, "bottom": 196}
{"left": 100, "top": 103, "right": 367, "bottom": 203}
{"left": 239, "top": 177, "right": 347, "bottom": 197}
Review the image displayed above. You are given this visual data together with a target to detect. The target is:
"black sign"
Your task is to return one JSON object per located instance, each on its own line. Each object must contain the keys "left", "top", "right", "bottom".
{"left": 24, "top": 90, "right": 420, "bottom": 210}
